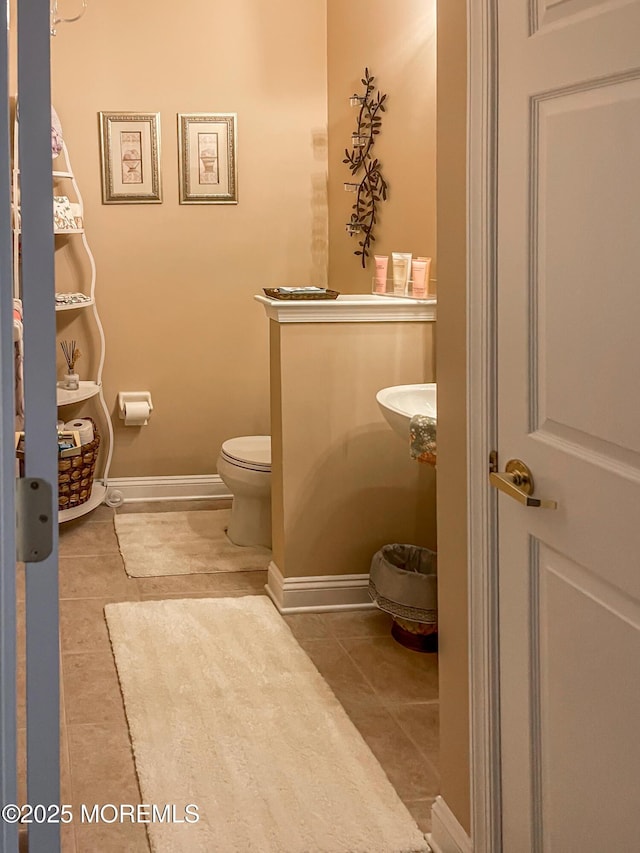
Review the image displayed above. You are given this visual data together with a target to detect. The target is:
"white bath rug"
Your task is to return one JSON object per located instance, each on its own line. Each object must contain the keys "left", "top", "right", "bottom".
{"left": 105, "top": 595, "right": 429, "bottom": 853}
{"left": 114, "top": 509, "right": 270, "bottom": 578}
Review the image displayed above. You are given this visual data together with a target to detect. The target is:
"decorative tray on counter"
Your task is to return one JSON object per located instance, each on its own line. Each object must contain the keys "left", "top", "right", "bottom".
{"left": 263, "top": 287, "right": 340, "bottom": 301}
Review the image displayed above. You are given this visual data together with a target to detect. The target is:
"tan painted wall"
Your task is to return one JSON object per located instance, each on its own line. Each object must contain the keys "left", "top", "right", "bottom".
{"left": 49, "top": 0, "right": 328, "bottom": 477}
{"left": 326, "top": 0, "right": 437, "bottom": 294}
{"left": 15, "top": 0, "right": 468, "bottom": 829}
{"left": 270, "top": 320, "right": 436, "bottom": 579}
{"left": 435, "top": 0, "right": 470, "bottom": 834}
{"left": 45, "top": 1, "right": 437, "bottom": 478}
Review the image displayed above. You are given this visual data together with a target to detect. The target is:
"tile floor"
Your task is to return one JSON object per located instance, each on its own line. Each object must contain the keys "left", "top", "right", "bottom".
{"left": 17, "top": 501, "right": 439, "bottom": 852}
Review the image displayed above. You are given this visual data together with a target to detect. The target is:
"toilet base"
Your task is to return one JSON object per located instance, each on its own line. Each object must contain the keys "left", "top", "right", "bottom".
{"left": 227, "top": 494, "right": 272, "bottom": 549}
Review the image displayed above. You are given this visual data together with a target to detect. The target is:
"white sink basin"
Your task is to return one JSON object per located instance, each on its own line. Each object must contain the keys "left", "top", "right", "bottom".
{"left": 376, "top": 383, "right": 437, "bottom": 440}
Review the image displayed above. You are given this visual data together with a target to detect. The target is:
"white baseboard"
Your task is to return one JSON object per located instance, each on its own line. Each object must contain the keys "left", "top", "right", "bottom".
{"left": 265, "top": 561, "right": 376, "bottom": 613}
{"left": 427, "top": 797, "right": 472, "bottom": 853}
{"left": 105, "top": 475, "right": 231, "bottom": 505}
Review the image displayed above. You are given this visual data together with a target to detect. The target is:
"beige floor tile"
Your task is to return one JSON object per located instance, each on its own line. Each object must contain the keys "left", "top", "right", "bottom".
{"left": 52, "top": 503, "right": 440, "bottom": 841}
{"left": 68, "top": 727, "right": 144, "bottom": 853}
{"left": 62, "top": 652, "right": 127, "bottom": 727}
{"left": 16, "top": 562, "right": 24, "bottom": 601}
{"left": 74, "top": 821, "right": 149, "bottom": 853}
{"left": 17, "top": 662, "right": 25, "bottom": 733}
{"left": 347, "top": 703, "right": 440, "bottom": 801}
{"left": 67, "top": 723, "right": 141, "bottom": 807}
{"left": 59, "top": 555, "right": 137, "bottom": 601}
{"left": 134, "top": 568, "right": 266, "bottom": 596}
{"left": 59, "top": 520, "right": 120, "bottom": 557}
{"left": 81, "top": 505, "right": 116, "bottom": 522}
{"left": 16, "top": 594, "right": 24, "bottom": 639}
{"left": 61, "top": 819, "right": 77, "bottom": 853}
{"left": 341, "top": 636, "right": 439, "bottom": 704}
{"left": 17, "top": 727, "right": 25, "bottom": 805}
{"left": 284, "top": 612, "right": 334, "bottom": 640}
{"left": 16, "top": 599, "right": 25, "bottom": 730}
{"left": 296, "top": 637, "right": 379, "bottom": 712}
{"left": 117, "top": 498, "right": 231, "bottom": 514}
{"left": 60, "top": 599, "right": 121, "bottom": 655}
{"left": 139, "top": 589, "right": 267, "bottom": 602}
{"left": 389, "top": 702, "right": 440, "bottom": 769}
{"left": 404, "top": 798, "right": 435, "bottom": 835}
{"left": 61, "top": 725, "right": 73, "bottom": 804}
{"left": 61, "top": 728, "right": 77, "bottom": 851}
{"left": 325, "top": 609, "right": 394, "bottom": 639}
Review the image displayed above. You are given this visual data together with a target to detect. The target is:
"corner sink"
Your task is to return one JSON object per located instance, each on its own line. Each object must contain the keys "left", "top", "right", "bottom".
{"left": 376, "top": 383, "right": 437, "bottom": 440}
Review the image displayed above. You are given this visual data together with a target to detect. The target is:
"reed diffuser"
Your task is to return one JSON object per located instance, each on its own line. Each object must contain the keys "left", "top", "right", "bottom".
{"left": 60, "top": 340, "right": 81, "bottom": 390}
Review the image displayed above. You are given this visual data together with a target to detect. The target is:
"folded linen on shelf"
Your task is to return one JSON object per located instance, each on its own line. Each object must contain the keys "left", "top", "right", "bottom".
{"left": 53, "top": 195, "right": 77, "bottom": 231}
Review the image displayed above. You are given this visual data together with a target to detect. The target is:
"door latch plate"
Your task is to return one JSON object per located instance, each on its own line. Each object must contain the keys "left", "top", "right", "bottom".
{"left": 16, "top": 478, "right": 54, "bottom": 562}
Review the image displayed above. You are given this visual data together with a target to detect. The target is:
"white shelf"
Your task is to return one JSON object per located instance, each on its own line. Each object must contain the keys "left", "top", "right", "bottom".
{"left": 58, "top": 483, "right": 106, "bottom": 523}
{"left": 15, "top": 134, "right": 114, "bottom": 524}
{"left": 55, "top": 298, "right": 94, "bottom": 312}
{"left": 16, "top": 228, "right": 85, "bottom": 236}
{"left": 56, "top": 380, "right": 101, "bottom": 406}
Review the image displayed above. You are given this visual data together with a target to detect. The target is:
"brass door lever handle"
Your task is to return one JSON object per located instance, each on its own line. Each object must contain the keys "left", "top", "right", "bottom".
{"left": 489, "top": 459, "right": 557, "bottom": 509}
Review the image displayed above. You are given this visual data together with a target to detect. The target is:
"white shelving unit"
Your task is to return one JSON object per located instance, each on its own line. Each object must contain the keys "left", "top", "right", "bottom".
{"left": 13, "top": 131, "right": 113, "bottom": 522}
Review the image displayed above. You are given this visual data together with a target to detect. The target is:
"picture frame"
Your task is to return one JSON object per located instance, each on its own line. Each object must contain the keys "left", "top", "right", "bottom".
{"left": 178, "top": 113, "right": 238, "bottom": 204}
{"left": 98, "top": 111, "right": 162, "bottom": 204}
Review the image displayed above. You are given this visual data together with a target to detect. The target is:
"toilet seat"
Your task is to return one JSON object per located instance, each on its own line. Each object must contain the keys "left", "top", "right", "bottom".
{"left": 220, "top": 435, "right": 271, "bottom": 472}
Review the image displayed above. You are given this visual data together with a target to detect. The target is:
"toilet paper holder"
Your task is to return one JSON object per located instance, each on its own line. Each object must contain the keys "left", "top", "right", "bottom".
{"left": 118, "top": 391, "right": 153, "bottom": 425}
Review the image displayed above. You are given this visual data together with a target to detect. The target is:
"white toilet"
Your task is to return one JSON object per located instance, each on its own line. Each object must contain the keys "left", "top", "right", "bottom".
{"left": 216, "top": 435, "right": 272, "bottom": 548}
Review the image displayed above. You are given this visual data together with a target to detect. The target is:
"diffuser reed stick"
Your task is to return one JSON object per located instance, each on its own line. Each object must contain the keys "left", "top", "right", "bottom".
{"left": 60, "top": 339, "right": 81, "bottom": 374}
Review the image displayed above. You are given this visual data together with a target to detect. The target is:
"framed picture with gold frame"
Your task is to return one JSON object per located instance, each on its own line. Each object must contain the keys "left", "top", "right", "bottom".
{"left": 177, "top": 113, "right": 238, "bottom": 204}
{"left": 98, "top": 111, "right": 162, "bottom": 204}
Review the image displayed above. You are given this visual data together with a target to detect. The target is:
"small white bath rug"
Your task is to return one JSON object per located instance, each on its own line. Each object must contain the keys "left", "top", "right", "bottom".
{"left": 114, "top": 509, "right": 271, "bottom": 578}
{"left": 105, "top": 596, "right": 429, "bottom": 853}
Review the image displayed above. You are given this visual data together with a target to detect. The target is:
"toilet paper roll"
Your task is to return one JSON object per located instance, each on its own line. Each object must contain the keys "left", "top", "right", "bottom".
{"left": 63, "top": 418, "right": 94, "bottom": 445}
{"left": 123, "top": 401, "right": 150, "bottom": 426}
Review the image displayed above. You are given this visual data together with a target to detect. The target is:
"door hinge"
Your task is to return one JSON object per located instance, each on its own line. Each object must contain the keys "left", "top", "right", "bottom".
{"left": 16, "top": 478, "right": 54, "bottom": 563}
{"left": 489, "top": 449, "right": 498, "bottom": 474}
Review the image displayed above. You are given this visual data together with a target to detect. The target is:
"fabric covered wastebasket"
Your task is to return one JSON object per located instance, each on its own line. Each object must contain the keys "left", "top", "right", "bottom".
{"left": 369, "top": 543, "right": 437, "bottom": 652}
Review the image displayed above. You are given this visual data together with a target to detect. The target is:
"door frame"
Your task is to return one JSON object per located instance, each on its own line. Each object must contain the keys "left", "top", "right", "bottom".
{"left": 466, "top": 1, "right": 501, "bottom": 852}
{"left": 0, "top": 1, "right": 18, "bottom": 848}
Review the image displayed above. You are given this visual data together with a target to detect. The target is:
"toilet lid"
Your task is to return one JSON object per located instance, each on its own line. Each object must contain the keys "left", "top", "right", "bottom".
{"left": 221, "top": 435, "right": 271, "bottom": 471}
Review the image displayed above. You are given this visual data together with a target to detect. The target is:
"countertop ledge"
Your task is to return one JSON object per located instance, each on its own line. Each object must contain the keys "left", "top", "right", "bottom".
{"left": 254, "top": 293, "right": 437, "bottom": 324}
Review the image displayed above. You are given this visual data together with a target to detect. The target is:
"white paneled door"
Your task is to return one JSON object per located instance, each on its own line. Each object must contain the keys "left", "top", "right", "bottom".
{"left": 494, "top": 1, "right": 640, "bottom": 850}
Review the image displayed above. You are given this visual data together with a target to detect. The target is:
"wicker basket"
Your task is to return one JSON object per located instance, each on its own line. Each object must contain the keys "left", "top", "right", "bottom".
{"left": 15, "top": 418, "right": 101, "bottom": 510}
{"left": 57, "top": 419, "right": 100, "bottom": 511}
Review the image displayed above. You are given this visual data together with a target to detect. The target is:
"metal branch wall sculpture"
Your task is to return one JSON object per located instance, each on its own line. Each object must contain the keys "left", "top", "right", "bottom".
{"left": 343, "top": 68, "right": 388, "bottom": 268}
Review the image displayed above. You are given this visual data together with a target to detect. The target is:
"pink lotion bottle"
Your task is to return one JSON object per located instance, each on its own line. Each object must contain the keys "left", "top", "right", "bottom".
{"left": 411, "top": 257, "right": 432, "bottom": 298}
{"left": 373, "top": 255, "right": 389, "bottom": 294}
